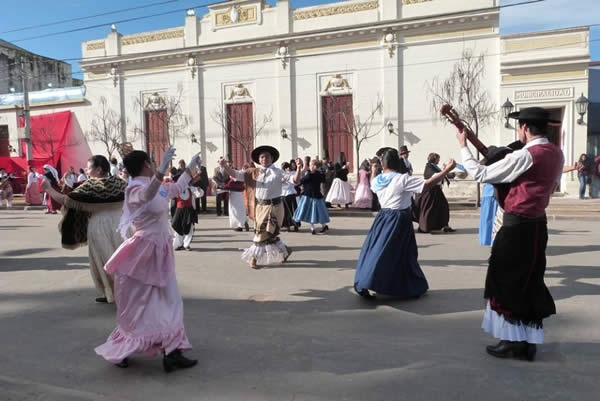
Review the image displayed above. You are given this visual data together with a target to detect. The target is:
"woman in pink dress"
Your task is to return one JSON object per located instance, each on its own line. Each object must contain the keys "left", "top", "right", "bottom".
{"left": 352, "top": 159, "right": 373, "bottom": 209}
{"left": 42, "top": 165, "right": 62, "bottom": 214}
{"left": 25, "top": 167, "right": 42, "bottom": 205}
{"left": 95, "top": 147, "right": 200, "bottom": 373}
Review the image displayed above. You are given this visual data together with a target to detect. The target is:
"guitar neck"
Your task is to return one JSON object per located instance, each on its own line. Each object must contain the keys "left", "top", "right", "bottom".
{"left": 462, "top": 126, "right": 489, "bottom": 156}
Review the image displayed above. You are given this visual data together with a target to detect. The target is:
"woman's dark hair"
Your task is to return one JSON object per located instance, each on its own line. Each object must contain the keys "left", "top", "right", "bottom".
{"left": 88, "top": 155, "right": 111, "bottom": 175}
{"left": 578, "top": 153, "right": 588, "bottom": 163}
{"left": 170, "top": 167, "right": 178, "bottom": 176}
{"left": 123, "top": 150, "right": 150, "bottom": 177}
{"left": 382, "top": 149, "right": 408, "bottom": 173}
{"left": 427, "top": 153, "right": 439, "bottom": 163}
{"left": 79, "top": 168, "right": 85, "bottom": 174}
{"left": 359, "top": 159, "right": 370, "bottom": 171}
{"left": 281, "top": 162, "right": 291, "bottom": 170}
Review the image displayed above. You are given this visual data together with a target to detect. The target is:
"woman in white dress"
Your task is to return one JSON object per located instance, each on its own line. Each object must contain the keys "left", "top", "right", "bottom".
{"left": 325, "top": 152, "right": 352, "bottom": 207}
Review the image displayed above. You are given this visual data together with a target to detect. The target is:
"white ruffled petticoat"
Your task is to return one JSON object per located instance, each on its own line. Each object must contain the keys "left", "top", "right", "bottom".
{"left": 241, "top": 240, "right": 289, "bottom": 265}
{"left": 481, "top": 301, "right": 544, "bottom": 344}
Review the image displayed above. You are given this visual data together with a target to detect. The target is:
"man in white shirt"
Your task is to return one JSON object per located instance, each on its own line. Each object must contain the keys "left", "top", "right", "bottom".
{"left": 222, "top": 146, "right": 292, "bottom": 269}
{"left": 109, "top": 158, "right": 120, "bottom": 177}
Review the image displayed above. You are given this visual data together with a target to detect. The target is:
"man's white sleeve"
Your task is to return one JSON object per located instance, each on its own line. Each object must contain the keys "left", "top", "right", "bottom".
{"left": 460, "top": 146, "right": 533, "bottom": 184}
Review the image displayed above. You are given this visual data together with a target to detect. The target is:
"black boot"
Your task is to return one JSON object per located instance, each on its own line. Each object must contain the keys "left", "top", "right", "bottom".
{"left": 244, "top": 222, "right": 250, "bottom": 232}
{"left": 163, "top": 349, "right": 198, "bottom": 373}
{"left": 115, "top": 358, "right": 129, "bottom": 368}
{"left": 486, "top": 340, "right": 528, "bottom": 360}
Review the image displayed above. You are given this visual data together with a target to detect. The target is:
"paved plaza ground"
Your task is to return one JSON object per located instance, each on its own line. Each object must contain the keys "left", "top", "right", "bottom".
{"left": 1, "top": 210, "right": 599, "bottom": 401}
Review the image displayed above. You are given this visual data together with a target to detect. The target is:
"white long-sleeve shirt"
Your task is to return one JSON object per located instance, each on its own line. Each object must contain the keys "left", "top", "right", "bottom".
{"left": 461, "top": 138, "right": 563, "bottom": 189}
{"left": 234, "top": 165, "right": 291, "bottom": 200}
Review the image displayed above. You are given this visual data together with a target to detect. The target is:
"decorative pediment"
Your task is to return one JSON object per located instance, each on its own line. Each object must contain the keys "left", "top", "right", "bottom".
{"left": 208, "top": 0, "right": 263, "bottom": 31}
{"left": 320, "top": 73, "right": 353, "bottom": 96}
{"left": 225, "top": 83, "right": 254, "bottom": 103}
{"left": 144, "top": 92, "right": 167, "bottom": 110}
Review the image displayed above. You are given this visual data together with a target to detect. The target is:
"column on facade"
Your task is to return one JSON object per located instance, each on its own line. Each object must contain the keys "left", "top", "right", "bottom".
{"left": 185, "top": 58, "right": 204, "bottom": 163}
{"left": 275, "top": 47, "right": 295, "bottom": 160}
{"left": 381, "top": 35, "right": 403, "bottom": 150}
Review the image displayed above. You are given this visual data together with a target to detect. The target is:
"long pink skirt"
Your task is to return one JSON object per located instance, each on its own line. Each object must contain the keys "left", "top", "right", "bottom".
{"left": 95, "top": 272, "right": 192, "bottom": 363}
{"left": 25, "top": 184, "right": 42, "bottom": 205}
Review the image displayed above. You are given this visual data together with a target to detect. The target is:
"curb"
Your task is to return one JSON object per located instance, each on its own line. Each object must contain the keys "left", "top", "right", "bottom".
{"left": 3, "top": 207, "right": 599, "bottom": 221}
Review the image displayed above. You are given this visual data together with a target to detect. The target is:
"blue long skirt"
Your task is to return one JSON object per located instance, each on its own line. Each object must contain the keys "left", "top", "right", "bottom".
{"left": 479, "top": 184, "right": 498, "bottom": 246}
{"left": 293, "top": 195, "right": 330, "bottom": 224}
{"left": 354, "top": 208, "right": 428, "bottom": 298}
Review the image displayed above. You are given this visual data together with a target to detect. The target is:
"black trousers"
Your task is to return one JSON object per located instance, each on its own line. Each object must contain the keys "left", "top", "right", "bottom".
{"left": 216, "top": 192, "right": 229, "bottom": 216}
{"left": 194, "top": 193, "right": 207, "bottom": 212}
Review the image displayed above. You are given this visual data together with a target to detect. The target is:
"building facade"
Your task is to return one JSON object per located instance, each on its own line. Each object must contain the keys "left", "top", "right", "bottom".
{"left": 0, "top": 0, "right": 592, "bottom": 196}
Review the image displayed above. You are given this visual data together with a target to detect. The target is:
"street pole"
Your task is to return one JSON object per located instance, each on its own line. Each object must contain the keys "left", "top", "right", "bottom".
{"left": 20, "top": 56, "right": 32, "bottom": 161}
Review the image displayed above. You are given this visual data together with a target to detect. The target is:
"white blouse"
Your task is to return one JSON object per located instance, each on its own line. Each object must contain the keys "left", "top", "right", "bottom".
{"left": 281, "top": 171, "right": 297, "bottom": 196}
{"left": 235, "top": 165, "right": 291, "bottom": 201}
{"left": 374, "top": 173, "right": 425, "bottom": 210}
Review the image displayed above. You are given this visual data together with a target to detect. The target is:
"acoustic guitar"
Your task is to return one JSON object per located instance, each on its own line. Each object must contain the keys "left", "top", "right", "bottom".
{"left": 440, "top": 104, "right": 523, "bottom": 208}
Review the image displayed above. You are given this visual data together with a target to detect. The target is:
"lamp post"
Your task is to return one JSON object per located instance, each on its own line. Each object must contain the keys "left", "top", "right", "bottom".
{"left": 501, "top": 98, "right": 514, "bottom": 128}
{"left": 280, "top": 128, "right": 288, "bottom": 139}
{"left": 575, "top": 93, "right": 589, "bottom": 125}
{"left": 387, "top": 121, "right": 394, "bottom": 134}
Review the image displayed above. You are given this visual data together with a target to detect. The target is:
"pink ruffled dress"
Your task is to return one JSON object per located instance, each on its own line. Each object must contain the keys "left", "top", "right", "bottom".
{"left": 352, "top": 169, "right": 372, "bottom": 209}
{"left": 95, "top": 172, "right": 192, "bottom": 363}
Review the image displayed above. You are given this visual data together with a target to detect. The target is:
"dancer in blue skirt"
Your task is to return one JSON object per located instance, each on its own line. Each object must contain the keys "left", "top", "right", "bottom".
{"left": 293, "top": 158, "right": 330, "bottom": 235}
{"left": 354, "top": 150, "right": 456, "bottom": 299}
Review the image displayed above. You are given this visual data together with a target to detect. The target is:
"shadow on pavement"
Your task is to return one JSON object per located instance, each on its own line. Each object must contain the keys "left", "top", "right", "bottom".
{"left": 0, "top": 256, "right": 88, "bottom": 272}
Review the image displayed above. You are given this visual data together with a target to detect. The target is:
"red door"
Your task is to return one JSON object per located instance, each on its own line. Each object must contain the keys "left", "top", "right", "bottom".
{"left": 0, "top": 126, "right": 9, "bottom": 157}
{"left": 227, "top": 103, "right": 254, "bottom": 169}
{"left": 322, "top": 95, "right": 353, "bottom": 167}
{"left": 144, "top": 110, "right": 169, "bottom": 166}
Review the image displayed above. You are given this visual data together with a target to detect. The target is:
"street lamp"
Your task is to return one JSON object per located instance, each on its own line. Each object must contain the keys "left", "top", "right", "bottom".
{"left": 501, "top": 97, "right": 514, "bottom": 128}
{"left": 575, "top": 93, "right": 589, "bottom": 125}
{"left": 386, "top": 121, "right": 394, "bottom": 134}
{"left": 280, "top": 128, "right": 288, "bottom": 139}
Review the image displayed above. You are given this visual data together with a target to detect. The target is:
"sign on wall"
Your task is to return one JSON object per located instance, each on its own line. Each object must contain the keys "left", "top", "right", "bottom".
{"left": 514, "top": 87, "right": 573, "bottom": 101}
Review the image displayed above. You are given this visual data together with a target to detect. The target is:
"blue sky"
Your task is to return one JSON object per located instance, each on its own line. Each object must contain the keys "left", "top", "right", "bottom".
{"left": 1, "top": 0, "right": 599, "bottom": 79}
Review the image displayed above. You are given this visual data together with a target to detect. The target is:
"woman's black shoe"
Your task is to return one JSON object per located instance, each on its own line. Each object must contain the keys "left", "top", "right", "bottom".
{"left": 311, "top": 229, "right": 316, "bottom": 235}
{"left": 244, "top": 222, "right": 250, "bottom": 231}
{"left": 443, "top": 226, "right": 456, "bottom": 233}
{"left": 163, "top": 350, "right": 198, "bottom": 373}
{"left": 175, "top": 246, "right": 185, "bottom": 251}
{"left": 294, "top": 224, "right": 299, "bottom": 232}
{"left": 319, "top": 225, "right": 329, "bottom": 234}
{"left": 115, "top": 358, "right": 129, "bottom": 368}
{"left": 354, "top": 284, "right": 375, "bottom": 300}
{"left": 234, "top": 227, "right": 243, "bottom": 232}
{"left": 95, "top": 297, "right": 108, "bottom": 303}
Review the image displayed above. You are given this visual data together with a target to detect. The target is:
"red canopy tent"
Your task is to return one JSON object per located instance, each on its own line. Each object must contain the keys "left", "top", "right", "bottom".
{"left": 0, "top": 156, "right": 28, "bottom": 193}
{"left": 18, "top": 111, "right": 92, "bottom": 177}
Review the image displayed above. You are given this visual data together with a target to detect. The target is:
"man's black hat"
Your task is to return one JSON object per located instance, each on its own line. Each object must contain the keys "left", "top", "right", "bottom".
{"left": 251, "top": 145, "right": 280, "bottom": 164}
{"left": 376, "top": 147, "right": 396, "bottom": 157}
{"left": 399, "top": 145, "right": 410, "bottom": 155}
{"left": 508, "top": 107, "right": 561, "bottom": 124}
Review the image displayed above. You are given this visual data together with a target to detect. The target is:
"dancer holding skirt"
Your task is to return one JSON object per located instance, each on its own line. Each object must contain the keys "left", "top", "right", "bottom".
{"left": 354, "top": 150, "right": 455, "bottom": 299}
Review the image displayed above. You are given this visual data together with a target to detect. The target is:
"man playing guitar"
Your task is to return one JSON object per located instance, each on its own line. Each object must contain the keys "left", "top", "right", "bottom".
{"left": 453, "top": 106, "right": 563, "bottom": 362}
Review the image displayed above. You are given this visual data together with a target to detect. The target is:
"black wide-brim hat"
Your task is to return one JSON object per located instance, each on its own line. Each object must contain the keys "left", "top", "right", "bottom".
{"left": 376, "top": 147, "right": 396, "bottom": 157}
{"left": 399, "top": 145, "right": 410, "bottom": 155}
{"left": 251, "top": 145, "right": 280, "bottom": 164}
{"left": 508, "top": 107, "right": 561, "bottom": 124}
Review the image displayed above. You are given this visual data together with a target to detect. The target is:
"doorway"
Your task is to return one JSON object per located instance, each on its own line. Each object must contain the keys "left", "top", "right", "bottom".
{"left": 226, "top": 102, "right": 254, "bottom": 169}
{"left": 322, "top": 95, "right": 353, "bottom": 167}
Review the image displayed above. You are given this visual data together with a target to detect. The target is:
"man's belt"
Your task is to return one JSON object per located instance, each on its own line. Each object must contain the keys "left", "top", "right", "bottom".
{"left": 256, "top": 197, "right": 282, "bottom": 205}
{"left": 503, "top": 212, "right": 546, "bottom": 227}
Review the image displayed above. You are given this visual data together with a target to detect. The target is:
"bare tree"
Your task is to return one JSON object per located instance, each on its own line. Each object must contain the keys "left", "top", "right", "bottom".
{"left": 323, "top": 95, "right": 385, "bottom": 174}
{"left": 427, "top": 48, "right": 497, "bottom": 139}
{"left": 133, "top": 87, "right": 191, "bottom": 148}
{"left": 210, "top": 101, "right": 273, "bottom": 166}
{"left": 427, "top": 49, "right": 497, "bottom": 207}
{"left": 85, "top": 96, "right": 135, "bottom": 159}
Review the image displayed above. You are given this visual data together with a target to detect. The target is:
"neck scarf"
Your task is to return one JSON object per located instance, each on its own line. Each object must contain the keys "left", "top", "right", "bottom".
{"left": 371, "top": 172, "right": 399, "bottom": 192}
{"left": 60, "top": 175, "right": 127, "bottom": 249}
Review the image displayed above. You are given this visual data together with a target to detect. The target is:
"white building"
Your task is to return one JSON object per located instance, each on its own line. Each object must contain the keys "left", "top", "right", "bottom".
{"left": 0, "top": 0, "right": 592, "bottom": 196}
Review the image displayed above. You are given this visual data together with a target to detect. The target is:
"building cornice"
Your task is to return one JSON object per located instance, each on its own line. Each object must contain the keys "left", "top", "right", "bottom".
{"left": 81, "top": 7, "right": 499, "bottom": 70}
